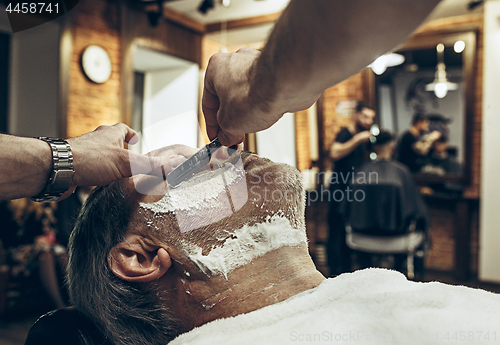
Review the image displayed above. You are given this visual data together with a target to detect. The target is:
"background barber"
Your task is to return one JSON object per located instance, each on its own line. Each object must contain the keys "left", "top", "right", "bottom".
{"left": 327, "top": 102, "right": 375, "bottom": 276}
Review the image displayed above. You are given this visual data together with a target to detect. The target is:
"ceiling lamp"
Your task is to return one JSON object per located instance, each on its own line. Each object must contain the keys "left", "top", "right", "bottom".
{"left": 369, "top": 53, "right": 405, "bottom": 75}
{"left": 454, "top": 40, "right": 465, "bottom": 53}
{"left": 425, "top": 43, "right": 458, "bottom": 99}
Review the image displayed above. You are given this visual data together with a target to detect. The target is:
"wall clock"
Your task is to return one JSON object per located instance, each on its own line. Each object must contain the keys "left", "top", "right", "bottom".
{"left": 81, "top": 45, "right": 112, "bottom": 84}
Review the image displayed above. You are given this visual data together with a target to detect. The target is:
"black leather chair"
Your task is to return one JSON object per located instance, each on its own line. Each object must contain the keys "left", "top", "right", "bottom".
{"left": 24, "top": 308, "right": 112, "bottom": 345}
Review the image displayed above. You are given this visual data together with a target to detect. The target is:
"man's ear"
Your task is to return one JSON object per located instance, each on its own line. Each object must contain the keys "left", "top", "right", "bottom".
{"left": 109, "top": 233, "right": 171, "bottom": 283}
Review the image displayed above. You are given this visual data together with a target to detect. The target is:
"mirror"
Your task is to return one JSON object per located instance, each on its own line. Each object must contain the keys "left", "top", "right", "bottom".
{"left": 374, "top": 30, "right": 477, "bottom": 186}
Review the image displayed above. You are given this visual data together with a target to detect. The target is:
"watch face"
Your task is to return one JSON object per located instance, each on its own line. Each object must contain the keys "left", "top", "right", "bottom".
{"left": 81, "top": 45, "right": 112, "bottom": 84}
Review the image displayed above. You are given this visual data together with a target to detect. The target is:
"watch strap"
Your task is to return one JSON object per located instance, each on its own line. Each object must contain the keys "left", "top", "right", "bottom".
{"left": 31, "top": 137, "right": 75, "bottom": 202}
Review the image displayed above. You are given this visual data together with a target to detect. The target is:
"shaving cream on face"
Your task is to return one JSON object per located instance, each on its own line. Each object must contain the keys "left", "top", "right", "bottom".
{"left": 179, "top": 215, "right": 308, "bottom": 279}
{"left": 139, "top": 162, "right": 248, "bottom": 233}
{"left": 138, "top": 154, "right": 306, "bottom": 279}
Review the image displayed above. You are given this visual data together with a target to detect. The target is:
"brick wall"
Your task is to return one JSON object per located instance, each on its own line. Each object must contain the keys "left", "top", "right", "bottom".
{"left": 67, "top": 0, "right": 121, "bottom": 138}
{"left": 295, "top": 109, "right": 311, "bottom": 171}
{"left": 425, "top": 202, "right": 456, "bottom": 271}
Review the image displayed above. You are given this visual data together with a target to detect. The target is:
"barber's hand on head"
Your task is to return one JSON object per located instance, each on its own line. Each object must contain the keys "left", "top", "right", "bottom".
{"left": 67, "top": 123, "right": 159, "bottom": 188}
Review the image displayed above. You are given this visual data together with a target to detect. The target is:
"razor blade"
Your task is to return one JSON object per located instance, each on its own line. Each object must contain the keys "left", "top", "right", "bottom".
{"left": 166, "top": 137, "right": 224, "bottom": 187}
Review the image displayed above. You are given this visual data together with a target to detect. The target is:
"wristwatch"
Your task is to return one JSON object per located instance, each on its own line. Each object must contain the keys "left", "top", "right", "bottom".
{"left": 30, "top": 137, "right": 75, "bottom": 202}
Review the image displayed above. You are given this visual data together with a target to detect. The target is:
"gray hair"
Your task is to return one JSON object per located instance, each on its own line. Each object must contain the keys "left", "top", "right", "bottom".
{"left": 67, "top": 182, "right": 181, "bottom": 345}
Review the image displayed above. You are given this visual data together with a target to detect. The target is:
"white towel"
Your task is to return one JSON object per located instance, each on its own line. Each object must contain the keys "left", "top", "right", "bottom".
{"left": 170, "top": 268, "right": 500, "bottom": 344}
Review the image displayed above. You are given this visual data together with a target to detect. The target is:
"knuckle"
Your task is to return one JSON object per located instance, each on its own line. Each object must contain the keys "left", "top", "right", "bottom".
{"left": 207, "top": 53, "right": 221, "bottom": 68}
{"left": 207, "top": 52, "right": 228, "bottom": 71}
{"left": 209, "top": 52, "right": 224, "bottom": 62}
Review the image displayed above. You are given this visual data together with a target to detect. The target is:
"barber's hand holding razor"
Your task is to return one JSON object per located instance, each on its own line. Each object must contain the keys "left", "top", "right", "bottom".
{"left": 203, "top": 48, "right": 320, "bottom": 146}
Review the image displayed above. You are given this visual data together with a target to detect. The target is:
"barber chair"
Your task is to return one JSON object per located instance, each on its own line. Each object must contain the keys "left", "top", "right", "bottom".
{"left": 24, "top": 308, "right": 111, "bottom": 345}
{"left": 343, "top": 183, "right": 428, "bottom": 280}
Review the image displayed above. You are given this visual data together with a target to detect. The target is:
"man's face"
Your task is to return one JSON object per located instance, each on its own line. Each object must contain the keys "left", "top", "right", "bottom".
{"left": 124, "top": 145, "right": 304, "bottom": 250}
{"left": 354, "top": 107, "right": 375, "bottom": 131}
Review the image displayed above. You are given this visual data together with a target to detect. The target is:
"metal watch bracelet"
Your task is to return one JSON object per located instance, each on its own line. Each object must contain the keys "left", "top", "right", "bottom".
{"left": 30, "top": 137, "right": 75, "bottom": 202}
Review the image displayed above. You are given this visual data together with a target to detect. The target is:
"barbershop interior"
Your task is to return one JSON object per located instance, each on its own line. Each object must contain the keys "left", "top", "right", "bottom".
{"left": 1, "top": 0, "right": 500, "bottom": 344}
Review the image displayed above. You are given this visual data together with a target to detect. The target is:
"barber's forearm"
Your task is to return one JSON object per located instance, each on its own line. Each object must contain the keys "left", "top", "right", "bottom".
{"left": 0, "top": 134, "right": 52, "bottom": 200}
{"left": 249, "top": 0, "right": 440, "bottom": 116}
